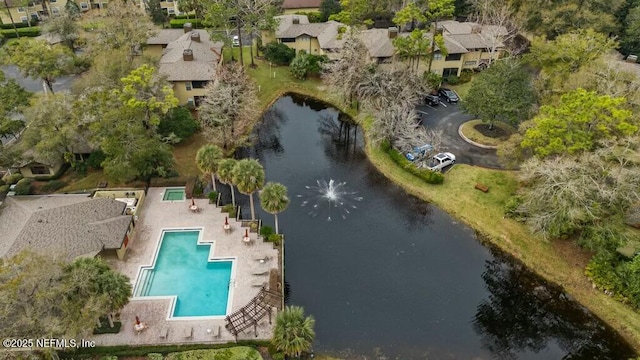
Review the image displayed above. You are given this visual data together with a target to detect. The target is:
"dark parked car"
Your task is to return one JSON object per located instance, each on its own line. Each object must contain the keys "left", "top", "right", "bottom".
{"left": 425, "top": 94, "right": 440, "bottom": 106}
{"left": 438, "top": 88, "right": 459, "bottom": 103}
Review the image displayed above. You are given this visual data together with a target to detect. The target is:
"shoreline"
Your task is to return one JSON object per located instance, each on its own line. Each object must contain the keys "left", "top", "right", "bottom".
{"left": 252, "top": 87, "right": 640, "bottom": 353}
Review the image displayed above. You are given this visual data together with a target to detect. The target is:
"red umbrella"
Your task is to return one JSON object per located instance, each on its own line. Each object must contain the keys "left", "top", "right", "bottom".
{"left": 135, "top": 316, "right": 140, "bottom": 325}
{"left": 191, "top": 197, "right": 195, "bottom": 206}
{"left": 224, "top": 216, "right": 229, "bottom": 226}
{"left": 244, "top": 229, "right": 249, "bottom": 238}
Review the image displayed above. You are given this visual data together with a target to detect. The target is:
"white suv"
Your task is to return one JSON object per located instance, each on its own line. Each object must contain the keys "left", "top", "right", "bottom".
{"left": 426, "top": 152, "right": 456, "bottom": 171}
{"left": 232, "top": 36, "right": 240, "bottom": 47}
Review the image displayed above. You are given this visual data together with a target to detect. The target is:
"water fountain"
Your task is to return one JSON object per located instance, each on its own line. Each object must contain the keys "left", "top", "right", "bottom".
{"left": 298, "top": 179, "right": 363, "bottom": 221}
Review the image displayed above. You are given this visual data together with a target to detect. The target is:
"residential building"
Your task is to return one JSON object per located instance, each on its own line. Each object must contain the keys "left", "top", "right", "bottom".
{"left": 16, "top": 158, "right": 64, "bottom": 178}
{"left": 150, "top": 24, "right": 223, "bottom": 106}
{"left": 0, "top": 0, "right": 44, "bottom": 25}
{"left": 263, "top": 15, "right": 344, "bottom": 56}
{"left": 281, "top": 0, "right": 321, "bottom": 14}
{"left": 0, "top": 194, "right": 136, "bottom": 261}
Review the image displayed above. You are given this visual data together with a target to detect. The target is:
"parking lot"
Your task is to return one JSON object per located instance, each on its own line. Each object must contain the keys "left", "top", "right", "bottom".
{"left": 415, "top": 99, "right": 503, "bottom": 169}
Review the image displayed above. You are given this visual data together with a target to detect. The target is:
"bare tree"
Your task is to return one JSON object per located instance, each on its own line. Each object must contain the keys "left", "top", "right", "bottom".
{"left": 199, "top": 64, "right": 259, "bottom": 149}
{"left": 356, "top": 63, "right": 430, "bottom": 111}
{"left": 468, "top": 0, "right": 521, "bottom": 61}
{"left": 322, "top": 33, "right": 369, "bottom": 105}
{"left": 517, "top": 139, "right": 640, "bottom": 239}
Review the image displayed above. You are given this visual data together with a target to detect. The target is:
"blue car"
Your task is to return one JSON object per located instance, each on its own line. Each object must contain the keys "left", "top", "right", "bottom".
{"left": 405, "top": 144, "right": 434, "bottom": 161}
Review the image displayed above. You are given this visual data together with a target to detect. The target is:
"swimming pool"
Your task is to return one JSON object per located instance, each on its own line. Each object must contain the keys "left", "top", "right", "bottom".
{"left": 163, "top": 187, "right": 186, "bottom": 201}
{"left": 134, "top": 229, "right": 233, "bottom": 318}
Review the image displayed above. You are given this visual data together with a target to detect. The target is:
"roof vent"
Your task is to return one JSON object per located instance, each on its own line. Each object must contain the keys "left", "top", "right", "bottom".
{"left": 292, "top": 16, "right": 300, "bottom": 25}
{"left": 388, "top": 27, "right": 398, "bottom": 39}
{"left": 183, "top": 49, "right": 194, "bottom": 61}
{"left": 184, "top": 22, "right": 193, "bottom": 33}
{"left": 190, "top": 32, "right": 201, "bottom": 43}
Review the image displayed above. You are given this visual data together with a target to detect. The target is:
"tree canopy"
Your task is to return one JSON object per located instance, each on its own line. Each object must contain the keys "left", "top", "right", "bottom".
{"left": 461, "top": 58, "right": 536, "bottom": 128}
{"left": 1, "top": 38, "right": 75, "bottom": 93}
{"left": 522, "top": 89, "right": 636, "bottom": 158}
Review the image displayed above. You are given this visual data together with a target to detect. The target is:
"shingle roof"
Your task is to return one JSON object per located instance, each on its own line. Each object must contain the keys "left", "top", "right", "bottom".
{"left": 158, "top": 30, "right": 223, "bottom": 82}
{"left": 281, "top": 0, "right": 321, "bottom": 9}
{"left": 0, "top": 195, "right": 132, "bottom": 261}
{"left": 274, "top": 15, "right": 310, "bottom": 37}
{"left": 359, "top": 28, "right": 396, "bottom": 58}
{"left": 147, "top": 29, "right": 185, "bottom": 45}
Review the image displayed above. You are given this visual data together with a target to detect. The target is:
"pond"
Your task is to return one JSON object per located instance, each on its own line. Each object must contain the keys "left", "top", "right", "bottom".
{"left": 232, "top": 94, "right": 635, "bottom": 359}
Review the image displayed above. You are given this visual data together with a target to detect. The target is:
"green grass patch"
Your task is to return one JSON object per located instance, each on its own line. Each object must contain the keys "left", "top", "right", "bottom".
{"left": 63, "top": 342, "right": 269, "bottom": 358}
{"left": 173, "top": 132, "right": 209, "bottom": 177}
{"left": 459, "top": 119, "right": 514, "bottom": 147}
{"left": 93, "top": 318, "right": 121, "bottom": 335}
{"left": 166, "top": 347, "right": 262, "bottom": 360}
{"left": 447, "top": 76, "right": 475, "bottom": 100}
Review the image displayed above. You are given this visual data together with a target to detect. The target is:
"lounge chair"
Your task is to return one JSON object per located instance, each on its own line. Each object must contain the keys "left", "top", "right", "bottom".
{"left": 183, "top": 327, "right": 193, "bottom": 338}
{"left": 252, "top": 271, "right": 269, "bottom": 276}
{"left": 253, "top": 255, "right": 270, "bottom": 262}
{"left": 159, "top": 326, "right": 169, "bottom": 339}
{"left": 252, "top": 281, "right": 267, "bottom": 288}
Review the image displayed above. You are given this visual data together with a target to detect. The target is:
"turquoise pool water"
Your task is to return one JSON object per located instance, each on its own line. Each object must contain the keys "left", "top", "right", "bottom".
{"left": 138, "top": 230, "right": 232, "bottom": 317}
{"left": 163, "top": 188, "right": 185, "bottom": 201}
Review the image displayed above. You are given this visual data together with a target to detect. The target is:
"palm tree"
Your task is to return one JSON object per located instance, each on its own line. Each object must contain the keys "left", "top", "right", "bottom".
{"left": 271, "top": 306, "right": 315, "bottom": 358}
{"left": 217, "top": 158, "right": 237, "bottom": 207}
{"left": 231, "top": 158, "right": 265, "bottom": 220}
{"left": 196, "top": 144, "right": 223, "bottom": 192}
{"left": 260, "top": 182, "right": 289, "bottom": 234}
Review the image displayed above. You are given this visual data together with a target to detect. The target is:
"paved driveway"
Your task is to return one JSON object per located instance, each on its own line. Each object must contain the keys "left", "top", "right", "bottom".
{"left": 416, "top": 101, "right": 503, "bottom": 169}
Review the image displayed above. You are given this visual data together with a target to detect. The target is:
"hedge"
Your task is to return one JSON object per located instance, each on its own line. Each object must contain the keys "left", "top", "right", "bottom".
{"left": 61, "top": 340, "right": 269, "bottom": 357}
{"left": 0, "top": 26, "right": 41, "bottom": 38}
{"left": 169, "top": 19, "right": 211, "bottom": 29}
{"left": 0, "top": 21, "right": 38, "bottom": 29}
{"left": 382, "top": 142, "right": 445, "bottom": 184}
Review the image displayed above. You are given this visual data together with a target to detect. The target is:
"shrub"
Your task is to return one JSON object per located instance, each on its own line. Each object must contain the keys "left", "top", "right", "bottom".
{"left": 289, "top": 53, "right": 328, "bottom": 79}
{"left": 424, "top": 72, "right": 443, "bottom": 90}
{"left": 267, "top": 233, "right": 282, "bottom": 245}
{"left": 0, "top": 27, "right": 41, "bottom": 38}
{"left": 458, "top": 69, "right": 473, "bottom": 84}
{"left": 87, "top": 150, "right": 107, "bottom": 169}
{"left": 0, "top": 185, "right": 9, "bottom": 195}
{"left": 0, "top": 21, "right": 38, "bottom": 29}
{"left": 168, "top": 19, "right": 210, "bottom": 29}
{"left": 147, "top": 354, "right": 163, "bottom": 360}
{"left": 93, "top": 318, "right": 122, "bottom": 335}
{"left": 443, "top": 75, "right": 459, "bottom": 85}
{"left": 260, "top": 225, "right": 274, "bottom": 237}
{"left": 294, "top": 11, "right": 322, "bottom": 22}
{"left": 0, "top": 179, "right": 5, "bottom": 186}
{"left": 384, "top": 145, "right": 444, "bottom": 184}
{"left": 208, "top": 190, "right": 219, "bottom": 203}
{"left": 222, "top": 204, "right": 237, "bottom": 218}
{"left": 263, "top": 42, "right": 295, "bottom": 66}
{"left": 158, "top": 106, "right": 198, "bottom": 142}
{"left": 4, "top": 173, "right": 24, "bottom": 185}
{"left": 41, "top": 180, "right": 67, "bottom": 193}
{"left": 99, "top": 357, "right": 118, "bottom": 360}
{"left": 13, "top": 178, "right": 31, "bottom": 195}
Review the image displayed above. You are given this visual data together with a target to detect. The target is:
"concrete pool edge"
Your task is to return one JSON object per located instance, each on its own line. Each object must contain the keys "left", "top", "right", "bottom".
{"left": 161, "top": 187, "right": 187, "bottom": 202}
{"left": 131, "top": 227, "right": 236, "bottom": 320}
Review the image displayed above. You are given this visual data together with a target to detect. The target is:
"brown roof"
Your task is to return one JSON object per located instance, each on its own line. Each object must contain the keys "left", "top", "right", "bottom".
{"left": 0, "top": 195, "right": 132, "bottom": 261}
{"left": 158, "top": 30, "right": 223, "bottom": 82}
{"left": 147, "top": 29, "right": 185, "bottom": 45}
{"left": 282, "top": 0, "right": 321, "bottom": 9}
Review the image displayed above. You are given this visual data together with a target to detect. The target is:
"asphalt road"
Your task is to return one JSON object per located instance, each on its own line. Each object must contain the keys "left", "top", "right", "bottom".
{"left": 416, "top": 100, "right": 503, "bottom": 169}
{"left": 1, "top": 65, "right": 76, "bottom": 93}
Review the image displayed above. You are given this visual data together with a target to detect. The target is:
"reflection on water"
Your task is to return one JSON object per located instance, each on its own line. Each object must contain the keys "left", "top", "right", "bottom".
{"left": 236, "top": 94, "right": 636, "bottom": 359}
{"left": 473, "top": 249, "right": 633, "bottom": 360}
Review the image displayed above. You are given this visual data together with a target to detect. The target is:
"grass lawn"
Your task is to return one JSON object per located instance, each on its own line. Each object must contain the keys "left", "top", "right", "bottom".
{"left": 459, "top": 119, "right": 514, "bottom": 147}
{"left": 447, "top": 76, "right": 475, "bottom": 100}
{"left": 173, "top": 132, "right": 209, "bottom": 177}
{"left": 164, "top": 347, "right": 262, "bottom": 360}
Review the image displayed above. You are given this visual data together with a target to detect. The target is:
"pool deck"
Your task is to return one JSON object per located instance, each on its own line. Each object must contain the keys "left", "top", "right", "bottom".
{"left": 93, "top": 187, "right": 279, "bottom": 346}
